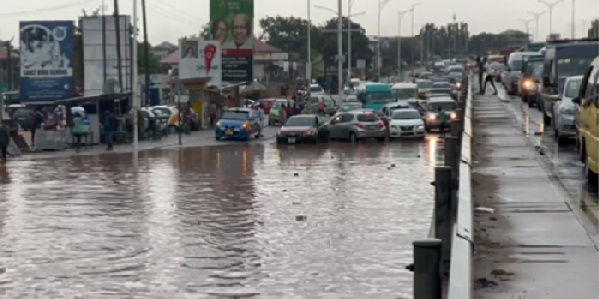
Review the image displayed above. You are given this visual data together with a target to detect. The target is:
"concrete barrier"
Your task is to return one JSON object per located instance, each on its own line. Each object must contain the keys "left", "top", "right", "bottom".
{"left": 411, "top": 73, "right": 473, "bottom": 299}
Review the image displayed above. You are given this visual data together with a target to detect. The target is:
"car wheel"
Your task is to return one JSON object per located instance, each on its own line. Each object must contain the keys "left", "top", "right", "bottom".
{"left": 215, "top": 137, "right": 220, "bottom": 141}
{"left": 349, "top": 132, "right": 357, "bottom": 143}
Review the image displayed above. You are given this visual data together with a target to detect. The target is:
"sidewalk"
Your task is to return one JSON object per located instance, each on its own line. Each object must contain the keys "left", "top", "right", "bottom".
{"left": 12, "top": 126, "right": 278, "bottom": 161}
{"left": 471, "top": 94, "right": 598, "bottom": 299}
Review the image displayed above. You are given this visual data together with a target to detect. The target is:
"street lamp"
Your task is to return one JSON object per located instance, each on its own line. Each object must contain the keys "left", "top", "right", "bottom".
{"left": 314, "top": 4, "right": 366, "bottom": 83}
{"left": 307, "top": 0, "right": 312, "bottom": 99}
{"left": 570, "top": 0, "right": 575, "bottom": 39}
{"left": 409, "top": 2, "right": 422, "bottom": 76}
{"left": 397, "top": 9, "right": 410, "bottom": 80}
{"left": 538, "top": 0, "right": 563, "bottom": 37}
{"left": 377, "top": 0, "right": 392, "bottom": 79}
{"left": 519, "top": 18, "right": 534, "bottom": 43}
{"left": 527, "top": 10, "right": 546, "bottom": 41}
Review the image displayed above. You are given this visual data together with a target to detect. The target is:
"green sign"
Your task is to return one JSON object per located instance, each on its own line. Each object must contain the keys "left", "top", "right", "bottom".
{"left": 210, "top": 0, "right": 254, "bottom": 82}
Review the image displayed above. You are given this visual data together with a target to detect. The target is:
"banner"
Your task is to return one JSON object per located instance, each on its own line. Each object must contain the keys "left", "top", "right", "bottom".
{"left": 198, "top": 41, "right": 222, "bottom": 88}
{"left": 210, "top": 0, "right": 254, "bottom": 83}
{"left": 179, "top": 40, "right": 199, "bottom": 79}
{"left": 19, "top": 21, "right": 73, "bottom": 102}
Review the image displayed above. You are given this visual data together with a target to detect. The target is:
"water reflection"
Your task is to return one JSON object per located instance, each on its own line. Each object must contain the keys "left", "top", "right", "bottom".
{"left": 0, "top": 140, "right": 435, "bottom": 297}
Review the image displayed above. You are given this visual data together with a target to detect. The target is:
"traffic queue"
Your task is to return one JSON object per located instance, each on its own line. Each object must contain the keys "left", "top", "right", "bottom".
{"left": 214, "top": 59, "right": 469, "bottom": 145}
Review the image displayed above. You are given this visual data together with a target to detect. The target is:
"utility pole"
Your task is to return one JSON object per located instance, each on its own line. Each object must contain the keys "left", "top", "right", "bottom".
{"left": 132, "top": 0, "right": 139, "bottom": 152}
{"left": 141, "top": 0, "right": 150, "bottom": 107}
{"left": 113, "top": 0, "right": 123, "bottom": 92}
{"left": 6, "top": 41, "right": 12, "bottom": 90}
{"left": 570, "top": 0, "right": 575, "bottom": 39}
{"left": 101, "top": 0, "right": 107, "bottom": 83}
{"left": 409, "top": 2, "right": 422, "bottom": 75}
{"left": 519, "top": 18, "right": 534, "bottom": 45}
{"left": 538, "top": 0, "right": 564, "bottom": 37}
{"left": 347, "top": 0, "right": 352, "bottom": 83}
{"left": 527, "top": 11, "right": 546, "bottom": 41}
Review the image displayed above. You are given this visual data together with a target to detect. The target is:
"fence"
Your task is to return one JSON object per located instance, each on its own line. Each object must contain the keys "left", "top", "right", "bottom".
{"left": 409, "top": 74, "right": 473, "bottom": 299}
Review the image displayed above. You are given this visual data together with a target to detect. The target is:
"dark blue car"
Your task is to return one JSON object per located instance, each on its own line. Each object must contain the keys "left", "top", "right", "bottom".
{"left": 215, "top": 107, "right": 261, "bottom": 141}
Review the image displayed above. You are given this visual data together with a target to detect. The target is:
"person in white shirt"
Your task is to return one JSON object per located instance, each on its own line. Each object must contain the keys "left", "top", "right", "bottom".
{"left": 482, "top": 60, "right": 498, "bottom": 95}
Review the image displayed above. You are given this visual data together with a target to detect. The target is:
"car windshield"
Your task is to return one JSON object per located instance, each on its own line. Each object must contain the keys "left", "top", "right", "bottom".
{"left": 341, "top": 103, "right": 362, "bottom": 111}
{"left": 357, "top": 113, "right": 379, "bottom": 122}
{"left": 529, "top": 61, "right": 544, "bottom": 78}
{"left": 286, "top": 117, "right": 315, "bottom": 127}
{"left": 432, "top": 83, "right": 450, "bottom": 89}
{"left": 510, "top": 60, "right": 524, "bottom": 71}
{"left": 431, "top": 89, "right": 451, "bottom": 95}
{"left": 221, "top": 111, "right": 250, "bottom": 120}
{"left": 564, "top": 78, "right": 582, "bottom": 98}
{"left": 392, "top": 110, "right": 421, "bottom": 119}
{"left": 417, "top": 81, "right": 433, "bottom": 89}
{"left": 366, "top": 93, "right": 394, "bottom": 103}
{"left": 392, "top": 88, "right": 417, "bottom": 99}
{"left": 557, "top": 58, "right": 593, "bottom": 77}
{"left": 428, "top": 102, "right": 456, "bottom": 111}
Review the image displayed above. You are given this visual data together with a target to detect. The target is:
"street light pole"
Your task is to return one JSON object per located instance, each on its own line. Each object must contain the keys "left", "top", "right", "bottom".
{"left": 527, "top": 11, "right": 546, "bottom": 41}
{"left": 307, "top": 0, "right": 311, "bottom": 99}
{"left": 409, "top": 2, "right": 422, "bottom": 75}
{"left": 347, "top": 0, "right": 352, "bottom": 82}
{"left": 337, "top": 0, "right": 343, "bottom": 101}
{"left": 519, "top": 18, "right": 534, "bottom": 44}
{"left": 397, "top": 10, "right": 410, "bottom": 80}
{"left": 538, "top": 0, "right": 563, "bottom": 37}
{"left": 377, "top": 0, "right": 392, "bottom": 79}
{"left": 570, "top": 0, "right": 575, "bottom": 39}
{"left": 132, "top": 0, "right": 139, "bottom": 152}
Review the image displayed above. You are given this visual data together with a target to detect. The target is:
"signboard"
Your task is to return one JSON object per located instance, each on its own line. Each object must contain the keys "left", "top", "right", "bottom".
{"left": 210, "top": 0, "right": 254, "bottom": 83}
{"left": 81, "top": 16, "right": 133, "bottom": 97}
{"left": 356, "top": 59, "right": 366, "bottom": 70}
{"left": 198, "top": 41, "right": 222, "bottom": 88}
{"left": 179, "top": 40, "right": 223, "bottom": 88}
{"left": 19, "top": 21, "right": 74, "bottom": 102}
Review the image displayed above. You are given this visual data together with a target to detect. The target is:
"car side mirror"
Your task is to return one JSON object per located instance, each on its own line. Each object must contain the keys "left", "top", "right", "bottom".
{"left": 572, "top": 96, "right": 581, "bottom": 105}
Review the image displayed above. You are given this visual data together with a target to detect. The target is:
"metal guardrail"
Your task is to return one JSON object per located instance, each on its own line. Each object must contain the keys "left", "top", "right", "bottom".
{"left": 447, "top": 75, "right": 474, "bottom": 299}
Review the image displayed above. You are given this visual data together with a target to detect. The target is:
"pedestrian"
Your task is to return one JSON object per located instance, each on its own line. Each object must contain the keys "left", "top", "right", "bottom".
{"left": 104, "top": 110, "right": 118, "bottom": 150}
{"left": 477, "top": 57, "right": 485, "bottom": 93}
{"left": 184, "top": 104, "right": 192, "bottom": 134}
{"left": 257, "top": 103, "right": 265, "bottom": 134}
{"left": 437, "top": 106, "right": 447, "bottom": 137}
{"left": 30, "top": 109, "right": 43, "bottom": 149}
{"left": 481, "top": 60, "right": 498, "bottom": 95}
{"left": 208, "top": 102, "right": 217, "bottom": 128}
{"left": 318, "top": 100, "right": 325, "bottom": 116}
{"left": 72, "top": 112, "right": 84, "bottom": 152}
{"left": 0, "top": 122, "right": 9, "bottom": 162}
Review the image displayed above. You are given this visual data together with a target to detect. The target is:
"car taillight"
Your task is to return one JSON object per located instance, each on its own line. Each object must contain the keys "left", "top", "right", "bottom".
{"left": 379, "top": 121, "right": 385, "bottom": 127}
{"left": 356, "top": 123, "right": 364, "bottom": 128}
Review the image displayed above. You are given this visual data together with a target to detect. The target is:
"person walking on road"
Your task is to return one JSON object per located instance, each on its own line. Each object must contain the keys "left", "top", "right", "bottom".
{"left": 0, "top": 122, "right": 9, "bottom": 162}
{"left": 437, "top": 106, "right": 447, "bottom": 137}
{"left": 72, "top": 113, "right": 84, "bottom": 152}
{"left": 30, "top": 109, "right": 43, "bottom": 149}
{"left": 104, "top": 110, "right": 118, "bottom": 151}
{"left": 477, "top": 57, "right": 485, "bottom": 93}
{"left": 208, "top": 103, "right": 217, "bottom": 128}
{"left": 480, "top": 60, "right": 498, "bottom": 95}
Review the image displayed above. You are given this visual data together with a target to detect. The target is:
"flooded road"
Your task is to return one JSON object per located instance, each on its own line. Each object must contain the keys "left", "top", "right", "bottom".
{"left": 0, "top": 137, "right": 442, "bottom": 298}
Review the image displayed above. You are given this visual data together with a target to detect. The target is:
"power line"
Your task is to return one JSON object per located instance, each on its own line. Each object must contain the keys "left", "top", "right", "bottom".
{"left": 146, "top": 3, "right": 198, "bottom": 27}
{"left": 0, "top": 0, "right": 98, "bottom": 16}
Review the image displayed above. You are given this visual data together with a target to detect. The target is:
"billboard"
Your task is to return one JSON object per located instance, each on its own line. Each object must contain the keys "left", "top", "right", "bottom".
{"left": 81, "top": 16, "right": 133, "bottom": 97}
{"left": 210, "top": 0, "right": 253, "bottom": 83}
{"left": 19, "top": 21, "right": 74, "bottom": 102}
{"left": 179, "top": 40, "right": 222, "bottom": 88}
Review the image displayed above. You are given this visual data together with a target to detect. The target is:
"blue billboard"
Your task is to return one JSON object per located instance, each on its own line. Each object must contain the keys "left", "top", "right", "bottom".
{"left": 19, "top": 21, "right": 74, "bottom": 102}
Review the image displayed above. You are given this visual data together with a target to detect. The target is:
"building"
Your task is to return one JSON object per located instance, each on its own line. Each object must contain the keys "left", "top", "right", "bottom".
{"left": 499, "top": 29, "right": 530, "bottom": 48}
{"left": 151, "top": 41, "right": 177, "bottom": 60}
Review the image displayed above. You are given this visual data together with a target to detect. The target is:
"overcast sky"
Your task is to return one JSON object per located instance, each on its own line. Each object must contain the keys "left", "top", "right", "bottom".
{"left": 1, "top": 0, "right": 598, "bottom": 44}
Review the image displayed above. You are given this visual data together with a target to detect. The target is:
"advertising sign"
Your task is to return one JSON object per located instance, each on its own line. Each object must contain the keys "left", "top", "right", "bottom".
{"left": 210, "top": 0, "right": 254, "bottom": 83}
{"left": 198, "top": 41, "right": 222, "bottom": 88}
{"left": 179, "top": 40, "right": 199, "bottom": 79}
{"left": 19, "top": 21, "right": 73, "bottom": 102}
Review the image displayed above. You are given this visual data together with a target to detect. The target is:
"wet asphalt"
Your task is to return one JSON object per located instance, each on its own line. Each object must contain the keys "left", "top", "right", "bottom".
{"left": 0, "top": 133, "right": 446, "bottom": 298}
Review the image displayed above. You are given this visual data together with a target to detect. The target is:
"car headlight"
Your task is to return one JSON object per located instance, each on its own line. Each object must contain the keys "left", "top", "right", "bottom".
{"left": 417, "top": 125, "right": 424, "bottom": 129}
{"left": 450, "top": 112, "right": 456, "bottom": 119}
{"left": 304, "top": 129, "right": 316, "bottom": 136}
{"left": 455, "top": 82, "right": 462, "bottom": 88}
{"left": 522, "top": 80, "right": 534, "bottom": 90}
{"left": 276, "top": 130, "right": 282, "bottom": 136}
{"left": 215, "top": 121, "right": 221, "bottom": 127}
{"left": 428, "top": 114, "right": 436, "bottom": 120}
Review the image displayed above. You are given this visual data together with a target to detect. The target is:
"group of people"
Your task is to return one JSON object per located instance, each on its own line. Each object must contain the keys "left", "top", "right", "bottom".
{"left": 477, "top": 57, "right": 499, "bottom": 95}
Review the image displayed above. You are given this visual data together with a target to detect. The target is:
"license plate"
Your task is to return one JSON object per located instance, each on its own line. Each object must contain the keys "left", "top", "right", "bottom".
{"left": 226, "top": 130, "right": 233, "bottom": 135}
{"left": 368, "top": 125, "right": 377, "bottom": 130}
{"left": 288, "top": 138, "right": 296, "bottom": 143}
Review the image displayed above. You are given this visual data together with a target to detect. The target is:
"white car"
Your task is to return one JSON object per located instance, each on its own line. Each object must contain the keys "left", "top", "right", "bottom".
{"left": 309, "top": 84, "right": 325, "bottom": 96}
{"left": 552, "top": 75, "right": 582, "bottom": 145}
{"left": 388, "top": 109, "right": 425, "bottom": 139}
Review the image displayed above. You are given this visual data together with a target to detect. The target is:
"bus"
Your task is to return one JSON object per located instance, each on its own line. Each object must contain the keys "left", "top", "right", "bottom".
{"left": 364, "top": 83, "right": 394, "bottom": 111}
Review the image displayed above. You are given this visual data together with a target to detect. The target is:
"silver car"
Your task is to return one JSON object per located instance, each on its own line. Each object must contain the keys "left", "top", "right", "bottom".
{"left": 307, "top": 95, "right": 337, "bottom": 116}
{"left": 424, "top": 99, "right": 457, "bottom": 132}
{"left": 327, "top": 110, "right": 386, "bottom": 142}
{"left": 552, "top": 75, "right": 582, "bottom": 145}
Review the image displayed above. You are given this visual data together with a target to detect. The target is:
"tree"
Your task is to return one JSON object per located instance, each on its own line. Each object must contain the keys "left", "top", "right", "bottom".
{"left": 200, "top": 22, "right": 211, "bottom": 40}
{"left": 258, "top": 16, "right": 321, "bottom": 60}
{"left": 319, "top": 17, "right": 372, "bottom": 69}
{"left": 137, "top": 42, "right": 164, "bottom": 74}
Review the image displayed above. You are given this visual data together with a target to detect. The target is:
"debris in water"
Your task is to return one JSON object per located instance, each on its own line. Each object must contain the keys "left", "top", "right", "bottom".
{"left": 295, "top": 215, "right": 306, "bottom": 221}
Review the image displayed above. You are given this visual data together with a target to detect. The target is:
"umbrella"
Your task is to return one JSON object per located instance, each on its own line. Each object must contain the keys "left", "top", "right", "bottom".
{"left": 240, "top": 81, "right": 268, "bottom": 96}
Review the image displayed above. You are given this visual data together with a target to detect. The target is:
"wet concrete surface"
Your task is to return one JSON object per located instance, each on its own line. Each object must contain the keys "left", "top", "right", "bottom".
{"left": 0, "top": 133, "right": 445, "bottom": 298}
{"left": 472, "top": 92, "right": 598, "bottom": 299}
{"left": 495, "top": 85, "right": 599, "bottom": 224}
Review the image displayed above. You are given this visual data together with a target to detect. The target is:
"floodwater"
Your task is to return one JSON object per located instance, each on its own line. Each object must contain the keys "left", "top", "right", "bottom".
{"left": 0, "top": 138, "right": 442, "bottom": 298}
